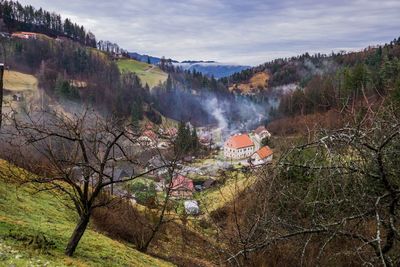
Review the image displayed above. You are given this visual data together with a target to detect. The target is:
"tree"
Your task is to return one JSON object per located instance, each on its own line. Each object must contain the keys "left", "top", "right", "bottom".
{"left": 260, "top": 136, "right": 270, "bottom": 147}
{"left": 166, "top": 74, "right": 172, "bottom": 92}
{"left": 217, "top": 104, "right": 400, "bottom": 266}
{"left": 191, "top": 127, "right": 199, "bottom": 153}
{"left": 0, "top": 64, "right": 3, "bottom": 129}
{"left": 2, "top": 108, "right": 167, "bottom": 256}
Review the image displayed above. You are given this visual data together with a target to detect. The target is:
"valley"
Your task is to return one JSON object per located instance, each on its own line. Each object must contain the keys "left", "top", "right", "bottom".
{"left": 0, "top": 1, "right": 399, "bottom": 267}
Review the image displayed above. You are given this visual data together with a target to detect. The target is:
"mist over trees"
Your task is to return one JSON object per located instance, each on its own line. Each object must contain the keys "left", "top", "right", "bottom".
{"left": 275, "top": 39, "right": 400, "bottom": 118}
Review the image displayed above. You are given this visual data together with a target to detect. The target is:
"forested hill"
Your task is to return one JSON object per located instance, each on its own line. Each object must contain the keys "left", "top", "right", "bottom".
{"left": 0, "top": 0, "right": 96, "bottom": 47}
{"left": 221, "top": 37, "right": 400, "bottom": 123}
{"left": 224, "top": 37, "right": 400, "bottom": 89}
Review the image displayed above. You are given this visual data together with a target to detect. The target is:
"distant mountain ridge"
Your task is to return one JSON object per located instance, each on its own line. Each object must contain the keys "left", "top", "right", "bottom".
{"left": 174, "top": 62, "right": 251, "bottom": 79}
{"left": 128, "top": 52, "right": 179, "bottom": 64}
{"left": 128, "top": 52, "right": 250, "bottom": 78}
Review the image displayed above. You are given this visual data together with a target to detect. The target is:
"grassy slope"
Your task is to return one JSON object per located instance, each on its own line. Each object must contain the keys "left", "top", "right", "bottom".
{"left": 0, "top": 161, "right": 173, "bottom": 267}
{"left": 195, "top": 170, "right": 255, "bottom": 213}
{"left": 3, "top": 70, "right": 38, "bottom": 92}
{"left": 117, "top": 59, "right": 168, "bottom": 88}
{"left": 229, "top": 72, "right": 269, "bottom": 93}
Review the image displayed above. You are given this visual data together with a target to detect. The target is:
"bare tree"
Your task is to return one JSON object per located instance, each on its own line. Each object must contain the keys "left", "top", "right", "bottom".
{"left": 1, "top": 108, "right": 168, "bottom": 256}
{"left": 217, "top": 104, "right": 400, "bottom": 266}
{"left": 0, "top": 63, "right": 4, "bottom": 129}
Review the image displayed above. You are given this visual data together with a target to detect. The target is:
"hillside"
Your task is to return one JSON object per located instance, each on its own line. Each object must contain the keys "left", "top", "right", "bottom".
{"left": 117, "top": 59, "right": 168, "bottom": 88}
{"left": 0, "top": 160, "right": 173, "bottom": 267}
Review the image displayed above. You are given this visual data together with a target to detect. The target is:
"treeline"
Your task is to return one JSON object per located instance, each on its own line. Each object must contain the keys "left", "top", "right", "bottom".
{"left": 276, "top": 39, "right": 400, "bottom": 117}
{"left": 174, "top": 121, "right": 199, "bottom": 155}
{"left": 224, "top": 37, "right": 400, "bottom": 91}
{"left": 96, "top": 40, "right": 129, "bottom": 57}
{"left": 0, "top": 0, "right": 96, "bottom": 47}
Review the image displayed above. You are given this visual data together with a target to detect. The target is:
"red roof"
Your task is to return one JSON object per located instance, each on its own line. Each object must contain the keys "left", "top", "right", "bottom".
{"left": 171, "top": 175, "right": 194, "bottom": 191}
{"left": 145, "top": 123, "right": 153, "bottom": 130}
{"left": 225, "top": 134, "right": 254, "bottom": 149}
{"left": 165, "top": 127, "right": 178, "bottom": 137}
{"left": 143, "top": 130, "right": 157, "bottom": 141}
{"left": 12, "top": 32, "right": 37, "bottom": 36}
{"left": 256, "top": 146, "right": 273, "bottom": 159}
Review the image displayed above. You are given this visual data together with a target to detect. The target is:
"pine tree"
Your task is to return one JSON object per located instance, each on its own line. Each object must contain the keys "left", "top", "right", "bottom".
{"left": 191, "top": 128, "right": 199, "bottom": 153}
{"left": 166, "top": 74, "right": 172, "bottom": 92}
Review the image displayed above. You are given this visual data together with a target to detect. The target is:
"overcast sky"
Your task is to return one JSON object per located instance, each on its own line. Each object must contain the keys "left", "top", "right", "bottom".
{"left": 17, "top": 0, "right": 400, "bottom": 65}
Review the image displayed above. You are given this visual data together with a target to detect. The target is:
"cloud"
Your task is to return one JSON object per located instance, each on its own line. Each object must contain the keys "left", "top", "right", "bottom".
{"left": 16, "top": 0, "right": 400, "bottom": 65}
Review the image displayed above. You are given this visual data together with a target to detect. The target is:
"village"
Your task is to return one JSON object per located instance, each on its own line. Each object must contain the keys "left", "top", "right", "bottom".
{"left": 0, "top": 30, "right": 275, "bottom": 218}
{"left": 112, "top": 122, "right": 274, "bottom": 216}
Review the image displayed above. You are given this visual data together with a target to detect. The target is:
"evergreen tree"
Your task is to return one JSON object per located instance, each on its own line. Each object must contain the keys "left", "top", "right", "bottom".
{"left": 191, "top": 128, "right": 199, "bottom": 153}
{"left": 166, "top": 74, "right": 172, "bottom": 92}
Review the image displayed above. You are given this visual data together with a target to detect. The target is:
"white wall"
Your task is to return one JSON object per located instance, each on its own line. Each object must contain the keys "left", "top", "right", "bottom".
{"left": 224, "top": 145, "right": 255, "bottom": 159}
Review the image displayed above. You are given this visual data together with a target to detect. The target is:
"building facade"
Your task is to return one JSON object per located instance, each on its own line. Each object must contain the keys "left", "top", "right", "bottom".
{"left": 224, "top": 134, "right": 255, "bottom": 160}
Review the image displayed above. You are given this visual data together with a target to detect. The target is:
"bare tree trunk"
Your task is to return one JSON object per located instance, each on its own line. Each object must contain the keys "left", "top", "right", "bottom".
{"left": 0, "top": 64, "right": 4, "bottom": 129}
{"left": 65, "top": 213, "right": 90, "bottom": 256}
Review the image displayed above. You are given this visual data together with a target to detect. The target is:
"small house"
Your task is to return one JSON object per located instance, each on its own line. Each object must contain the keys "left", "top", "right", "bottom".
{"left": 254, "top": 126, "right": 271, "bottom": 140}
{"left": 12, "top": 93, "right": 23, "bottom": 102}
{"left": 250, "top": 146, "right": 273, "bottom": 165}
{"left": 11, "top": 32, "right": 37, "bottom": 40}
{"left": 169, "top": 174, "right": 194, "bottom": 199}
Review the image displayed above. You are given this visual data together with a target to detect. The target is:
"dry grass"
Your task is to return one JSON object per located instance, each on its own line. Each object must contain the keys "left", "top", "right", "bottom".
{"left": 229, "top": 72, "right": 269, "bottom": 94}
{"left": 3, "top": 70, "right": 38, "bottom": 92}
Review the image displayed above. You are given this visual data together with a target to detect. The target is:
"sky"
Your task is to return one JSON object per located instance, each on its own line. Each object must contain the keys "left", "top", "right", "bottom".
{"left": 17, "top": 0, "right": 400, "bottom": 65}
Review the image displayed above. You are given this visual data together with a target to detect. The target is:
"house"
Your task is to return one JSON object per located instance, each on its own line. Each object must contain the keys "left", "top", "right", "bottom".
{"left": 145, "top": 122, "right": 153, "bottom": 130}
{"left": 148, "top": 155, "right": 168, "bottom": 176}
{"left": 254, "top": 125, "right": 271, "bottom": 140}
{"left": 165, "top": 127, "right": 178, "bottom": 138}
{"left": 11, "top": 32, "right": 37, "bottom": 40}
{"left": 169, "top": 174, "right": 194, "bottom": 199}
{"left": 184, "top": 200, "right": 200, "bottom": 215}
{"left": 250, "top": 146, "right": 273, "bottom": 165}
{"left": 138, "top": 130, "right": 158, "bottom": 147}
{"left": 224, "top": 134, "right": 255, "bottom": 160}
{"left": 12, "top": 93, "right": 23, "bottom": 102}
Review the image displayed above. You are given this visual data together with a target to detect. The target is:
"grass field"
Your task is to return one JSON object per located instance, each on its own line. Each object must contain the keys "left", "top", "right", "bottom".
{"left": 0, "top": 160, "right": 173, "bottom": 267}
{"left": 3, "top": 70, "right": 38, "bottom": 92}
{"left": 117, "top": 59, "right": 168, "bottom": 88}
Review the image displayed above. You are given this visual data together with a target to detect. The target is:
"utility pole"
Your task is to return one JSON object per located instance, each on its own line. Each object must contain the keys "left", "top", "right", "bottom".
{"left": 0, "top": 63, "right": 4, "bottom": 129}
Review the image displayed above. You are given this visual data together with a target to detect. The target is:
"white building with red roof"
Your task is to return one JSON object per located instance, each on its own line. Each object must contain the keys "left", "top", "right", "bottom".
{"left": 250, "top": 146, "right": 273, "bottom": 165}
{"left": 11, "top": 32, "right": 37, "bottom": 40}
{"left": 224, "top": 133, "right": 255, "bottom": 160}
